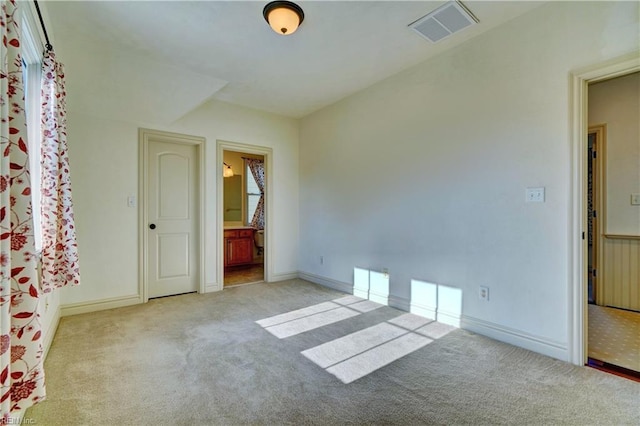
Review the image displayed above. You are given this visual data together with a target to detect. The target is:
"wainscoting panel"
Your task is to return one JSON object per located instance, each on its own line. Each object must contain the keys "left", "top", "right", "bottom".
{"left": 602, "top": 236, "right": 640, "bottom": 311}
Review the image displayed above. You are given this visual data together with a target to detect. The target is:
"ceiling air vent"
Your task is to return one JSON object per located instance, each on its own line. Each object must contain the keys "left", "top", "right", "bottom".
{"left": 409, "top": 1, "right": 478, "bottom": 43}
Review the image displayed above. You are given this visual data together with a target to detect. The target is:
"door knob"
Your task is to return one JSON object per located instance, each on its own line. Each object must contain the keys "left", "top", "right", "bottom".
{"left": 149, "top": 224, "right": 156, "bottom": 230}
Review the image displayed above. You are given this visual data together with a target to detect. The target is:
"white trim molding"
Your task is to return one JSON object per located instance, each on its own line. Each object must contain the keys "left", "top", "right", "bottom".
{"left": 61, "top": 295, "right": 143, "bottom": 317}
{"left": 298, "top": 271, "right": 352, "bottom": 294}
{"left": 389, "top": 291, "right": 566, "bottom": 360}
{"left": 303, "top": 272, "right": 568, "bottom": 360}
{"left": 270, "top": 271, "right": 299, "bottom": 282}
{"left": 216, "top": 140, "right": 273, "bottom": 291}
{"left": 42, "top": 305, "right": 61, "bottom": 360}
{"left": 205, "top": 283, "right": 220, "bottom": 293}
{"left": 568, "top": 53, "right": 640, "bottom": 366}
{"left": 461, "top": 315, "right": 568, "bottom": 361}
{"left": 388, "top": 295, "right": 411, "bottom": 313}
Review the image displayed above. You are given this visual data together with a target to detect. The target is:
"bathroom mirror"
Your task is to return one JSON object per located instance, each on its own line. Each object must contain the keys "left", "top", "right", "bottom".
{"left": 223, "top": 175, "right": 242, "bottom": 222}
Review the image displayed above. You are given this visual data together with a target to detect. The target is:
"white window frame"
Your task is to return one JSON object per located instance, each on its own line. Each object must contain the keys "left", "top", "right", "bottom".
{"left": 245, "top": 160, "right": 261, "bottom": 226}
{"left": 20, "top": 5, "right": 45, "bottom": 252}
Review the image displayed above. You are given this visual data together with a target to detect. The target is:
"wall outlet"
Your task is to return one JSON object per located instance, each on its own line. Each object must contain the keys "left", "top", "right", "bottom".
{"left": 479, "top": 286, "right": 490, "bottom": 301}
{"left": 526, "top": 187, "right": 545, "bottom": 203}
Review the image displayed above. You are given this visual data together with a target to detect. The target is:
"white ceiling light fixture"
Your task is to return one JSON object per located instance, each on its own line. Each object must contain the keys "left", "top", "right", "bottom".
{"left": 410, "top": 0, "right": 478, "bottom": 43}
{"left": 223, "top": 163, "right": 234, "bottom": 178}
{"left": 263, "top": 1, "right": 305, "bottom": 35}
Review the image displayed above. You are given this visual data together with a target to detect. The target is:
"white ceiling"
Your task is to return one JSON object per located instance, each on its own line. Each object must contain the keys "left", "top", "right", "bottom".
{"left": 45, "top": 1, "right": 544, "bottom": 120}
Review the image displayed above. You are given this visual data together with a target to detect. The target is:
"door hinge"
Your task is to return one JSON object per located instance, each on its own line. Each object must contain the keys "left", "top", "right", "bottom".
{"left": 593, "top": 268, "right": 597, "bottom": 277}
{"left": 582, "top": 231, "right": 585, "bottom": 240}
{"left": 593, "top": 210, "right": 597, "bottom": 218}
{"left": 593, "top": 150, "right": 597, "bottom": 159}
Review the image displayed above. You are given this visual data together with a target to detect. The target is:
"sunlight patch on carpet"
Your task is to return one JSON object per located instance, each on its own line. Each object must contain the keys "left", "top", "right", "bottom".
{"left": 256, "top": 301, "right": 341, "bottom": 328}
{"left": 303, "top": 313, "right": 455, "bottom": 384}
{"left": 257, "top": 296, "right": 382, "bottom": 339}
{"left": 326, "top": 333, "right": 432, "bottom": 384}
{"left": 302, "top": 322, "right": 409, "bottom": 369}
{"left": 257, "top": 297, "right": 456, "bottom": 383}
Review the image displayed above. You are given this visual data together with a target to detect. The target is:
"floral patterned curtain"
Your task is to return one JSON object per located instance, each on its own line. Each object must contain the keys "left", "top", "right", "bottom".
{"left": 247, "top": 159, "right": 265, "bottom": 230}
{"left": 40, "top": 51, "right": 80, "bottom": 293}
{"left": 1, "top": 0, "right": 46, "bottom": 417}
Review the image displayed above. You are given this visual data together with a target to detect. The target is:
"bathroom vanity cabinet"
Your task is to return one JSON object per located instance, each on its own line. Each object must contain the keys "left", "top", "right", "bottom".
{"left": 224, "top": 228, "right": 254, "bottom": 267}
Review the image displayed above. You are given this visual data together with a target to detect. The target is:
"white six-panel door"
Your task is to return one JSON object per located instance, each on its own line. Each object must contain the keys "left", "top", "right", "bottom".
{"left": 147, "top": 140, "right": 198, "bottom": 298}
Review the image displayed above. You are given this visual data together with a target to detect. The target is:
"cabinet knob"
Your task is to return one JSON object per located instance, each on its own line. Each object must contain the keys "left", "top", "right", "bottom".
{"left": 149, "top": 223, "right": 156, "bottom": 230}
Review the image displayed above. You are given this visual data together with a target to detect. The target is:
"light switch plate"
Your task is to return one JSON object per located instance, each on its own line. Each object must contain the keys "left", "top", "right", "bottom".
{"left": 632, "top": 194, "right": 640, "bottom": 205}
{"left": 526, "top": 187, "right": 545, "bottom": 203}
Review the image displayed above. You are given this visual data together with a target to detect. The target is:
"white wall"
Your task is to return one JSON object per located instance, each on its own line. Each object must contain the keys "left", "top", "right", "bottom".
{"left": 299, "top": 1, "right": 639, "bottom": 360}
{"left": 589, "top": 72, "right": 640, "bottom": 235}
{"left": 59, "top": 71, "right": 298, "bottom": 305}
{"left": 171, "top": 102, "right": 299, "bottom": 283}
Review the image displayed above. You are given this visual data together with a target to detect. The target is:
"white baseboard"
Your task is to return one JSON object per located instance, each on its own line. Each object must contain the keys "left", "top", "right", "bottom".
{"left": 269, "top": 271, "right": 299, "bottom": 282}
{"left": 369, "top": 293, "right": 388, "bottom": 306}
{"left": 61, "top": 295, "right": 143, "bottom": 317}
{"left": 43, "top": 305, "right": 61, "bottom": 360}
{"left": 438, "top": 309, "right": 462, "bottom": 328}
{"left": 388, "top": 294, "right": 410, "bottom": 312}
{"left": 461, "top": 315, "right": 568, "bottom": 361}
{"left": 390, "top": 294, "right": 460, "bottom": 326}
{"left": 300, "top": 272, "right": 568, "bottom": 361}
{"left": 409, "top": 304, "right": 437, "bottom": 321}
{"left": 353, "top": 289, "right": 368, "bottom": 299}
{"left": 408, "top": 301, "right": 437, "bottom": 321}
{"left": 298, "top": 271, "right": 352, "bottom": 293}
{"left": 205, "top": 283, "right": 221, "bottom": 293}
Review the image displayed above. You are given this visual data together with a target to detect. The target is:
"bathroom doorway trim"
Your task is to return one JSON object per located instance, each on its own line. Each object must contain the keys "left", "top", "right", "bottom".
{"left": 216, "top": 140, "right": 273, "bottom": 291}
{"left": 568, "top": 53, "right": 639, "bottom": 366}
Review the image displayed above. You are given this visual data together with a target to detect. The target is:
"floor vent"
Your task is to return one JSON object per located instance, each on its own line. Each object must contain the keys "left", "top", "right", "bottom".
{"left": 409, "top": 1, "right": 478, "bottom": 43}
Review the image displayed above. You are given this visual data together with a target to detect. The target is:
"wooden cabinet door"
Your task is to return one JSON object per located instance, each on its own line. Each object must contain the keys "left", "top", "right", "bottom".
{"left": 227, "top": 237, "right": 253, "bottom": 266}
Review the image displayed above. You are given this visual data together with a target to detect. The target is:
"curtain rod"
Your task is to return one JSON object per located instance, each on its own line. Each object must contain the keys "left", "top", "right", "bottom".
{"left": 33, "top": 0, "right": 53, "bottom": 52}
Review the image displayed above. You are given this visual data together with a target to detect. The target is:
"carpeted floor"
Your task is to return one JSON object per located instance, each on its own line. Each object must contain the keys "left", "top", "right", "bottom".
{"left": 27, "top": 279, "right": 640, "bottom": 425}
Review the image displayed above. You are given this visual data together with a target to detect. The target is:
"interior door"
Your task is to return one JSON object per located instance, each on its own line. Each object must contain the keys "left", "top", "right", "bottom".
{"left": 147, "top": 140, "right": 198, "bottom": 298}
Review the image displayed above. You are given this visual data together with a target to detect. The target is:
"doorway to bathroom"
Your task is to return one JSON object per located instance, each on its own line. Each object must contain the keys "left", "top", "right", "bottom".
{"left": 218, "top": 141, "right": 272, "bottom": 288}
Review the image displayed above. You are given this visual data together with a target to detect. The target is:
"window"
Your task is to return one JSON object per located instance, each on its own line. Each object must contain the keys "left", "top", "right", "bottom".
{"left": 20, "top": 8, "right": 44, "bottom": 251}
{"left": 246, "top": 161, "right": 260, "bottom": 225}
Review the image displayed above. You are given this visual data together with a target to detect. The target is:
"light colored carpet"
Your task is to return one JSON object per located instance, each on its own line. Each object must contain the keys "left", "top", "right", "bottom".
{"left": 27, "top": 279, "right": 640, "bottom": 425}
{"left": 588, "top": 304, "right": 640, "bottom": 371}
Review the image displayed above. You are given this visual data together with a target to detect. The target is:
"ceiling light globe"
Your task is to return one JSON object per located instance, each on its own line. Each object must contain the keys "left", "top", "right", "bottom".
{"left": 263, "top": 1, "right": 304, "bottom": 36}
{"left": 268, "top": 8, "right": 299, "bottom": 35}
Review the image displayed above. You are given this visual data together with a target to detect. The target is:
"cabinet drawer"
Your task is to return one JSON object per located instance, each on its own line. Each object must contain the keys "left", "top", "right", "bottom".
{"left": 224, "top": 230, "right": 239, "bottom": 238}
{"left": 239, "top": 229, "right": 254, "bottom": 238}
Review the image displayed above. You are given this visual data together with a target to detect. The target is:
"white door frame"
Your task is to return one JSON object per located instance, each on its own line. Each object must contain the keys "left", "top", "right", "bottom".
{"left": 139, "top": 128, "right": 206, "bottom": 302}
{"left": 568, "top": 53, "right": 640, "bottom": 365}
{"left": 216, "top": 140, "right": 273, "bottom": 290}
